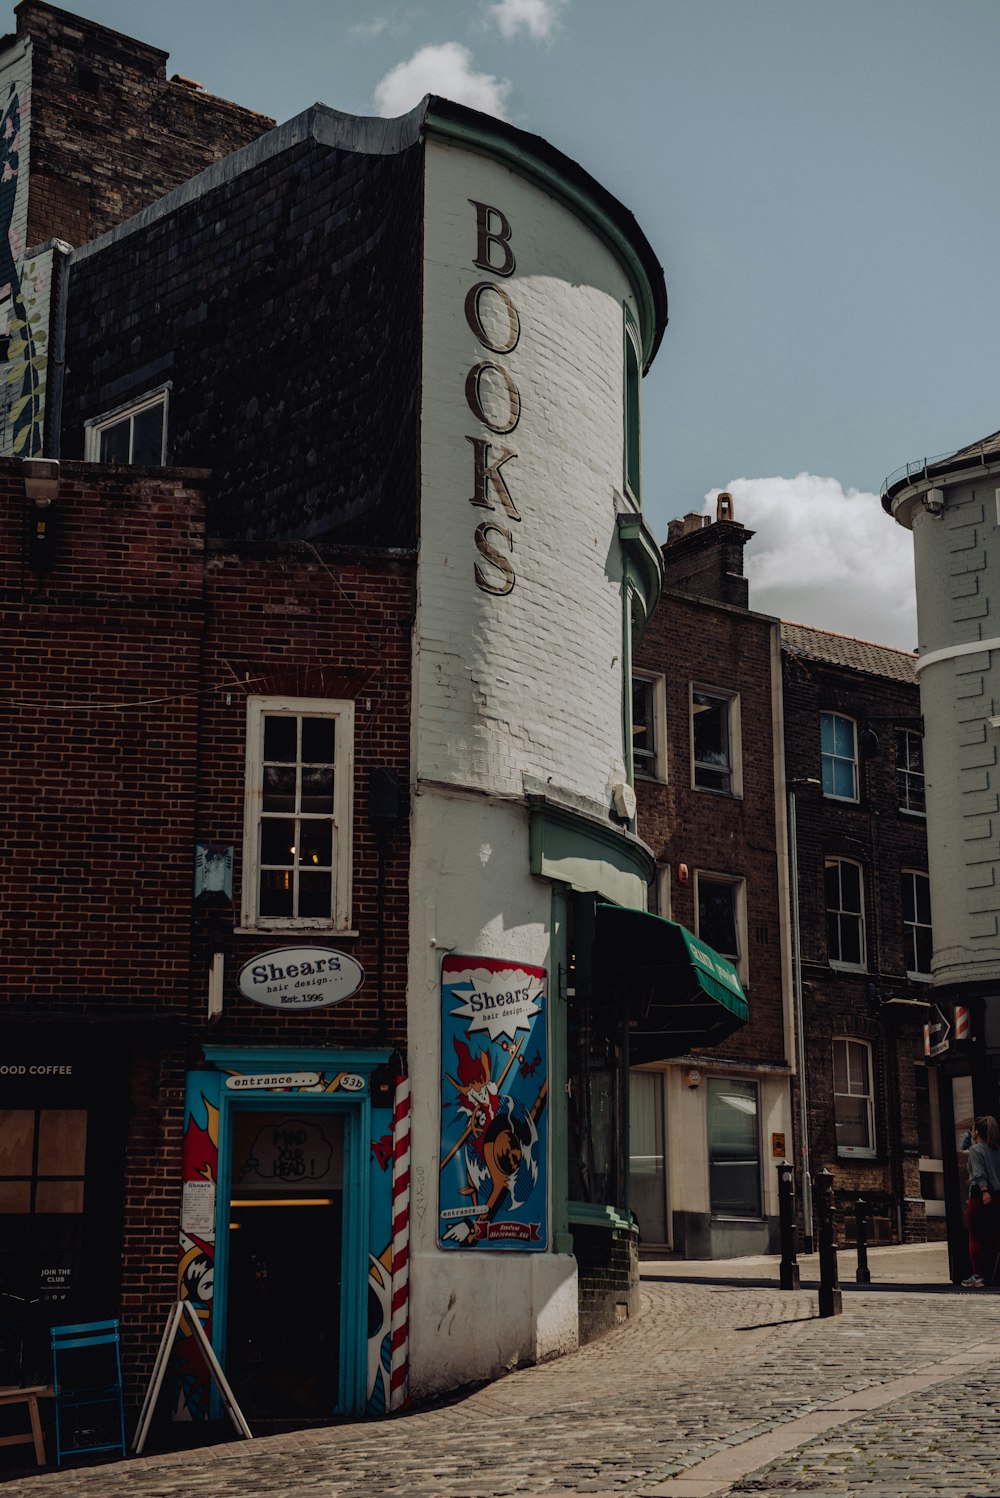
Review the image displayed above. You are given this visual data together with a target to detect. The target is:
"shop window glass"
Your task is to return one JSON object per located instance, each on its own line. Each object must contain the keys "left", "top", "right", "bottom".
{"left": 0, "top": 1108, "right": 87, "bottom": 1215}
{"left": 708, "top": 1078, "right": 761, "bottom": 1217}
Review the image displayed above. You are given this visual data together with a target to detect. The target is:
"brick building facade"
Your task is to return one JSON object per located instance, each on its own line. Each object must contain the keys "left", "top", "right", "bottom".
{"left": 780, "top": 621, "right": 933, "bottom": 1247}
{"left": 633, "top": 505, "right": 793, "bottom": 1257}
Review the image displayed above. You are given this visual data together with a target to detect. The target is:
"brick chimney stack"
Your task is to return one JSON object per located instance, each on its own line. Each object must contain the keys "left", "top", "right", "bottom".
{"left": 662, "top": 492, "right": 754, "bottom": 608}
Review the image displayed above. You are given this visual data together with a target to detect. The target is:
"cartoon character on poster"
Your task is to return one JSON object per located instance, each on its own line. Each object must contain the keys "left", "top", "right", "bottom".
{"left": 439, "top": 955, "right": 548, "bottom": 1250}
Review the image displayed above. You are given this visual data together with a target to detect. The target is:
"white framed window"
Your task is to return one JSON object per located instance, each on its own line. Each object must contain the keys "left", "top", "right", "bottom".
{"left": 825, "top": 857, "right": 866, "bottom": 969}
{"left": 895, "top": 728, "right": 925, "bottom": 815}
{"left": 240, "top": 696, "right": 354, "bottom": 931}
{"left": 833, "top": 1037, "right": 876, "bottom": 1158}
{"left": 695, "top": 871, "right": 747, "bottom": 982}
{"left": 84, "top": 384, "right": 169, "bottom": 465}
{"left": 820, "top": 712, "right": 858, "bottom": 801}
{"left": 691, "top": 686, "right": 741, "bottom": 796}
{"left": 631, "top": 671, "right": 666, "bottom": 780}
{"left": 901, "top": 869, "right": 933, "bottom": 979}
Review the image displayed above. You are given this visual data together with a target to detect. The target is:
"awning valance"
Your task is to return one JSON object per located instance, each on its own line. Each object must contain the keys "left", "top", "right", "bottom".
{"left": 593, "top": 902, "right": 749, "bottom": 1063}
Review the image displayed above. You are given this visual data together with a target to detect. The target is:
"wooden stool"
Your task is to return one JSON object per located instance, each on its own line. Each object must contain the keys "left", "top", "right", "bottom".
{"left": 0, "top": 1385, "right": 50, "bottom": 1467}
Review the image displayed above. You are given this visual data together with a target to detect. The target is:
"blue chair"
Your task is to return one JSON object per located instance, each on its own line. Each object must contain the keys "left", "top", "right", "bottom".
{"left": 50, "top": 1319, "right": 126, "bottom": 1466}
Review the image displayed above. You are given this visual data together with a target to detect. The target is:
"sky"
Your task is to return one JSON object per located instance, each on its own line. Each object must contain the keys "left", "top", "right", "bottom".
{"left": 36, "top": 0, "right": 1000, "bottom": 650}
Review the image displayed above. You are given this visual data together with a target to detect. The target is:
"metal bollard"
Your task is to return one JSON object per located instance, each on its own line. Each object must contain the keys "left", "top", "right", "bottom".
{"left": 777, "top": 1161, "right": 801, "bottom": 1290}
{"left": 854, "top": 1197, "right": 871, "bottom": 1285}
{"left": 815, "top": 1168, "right": 843, "bottom": 1317}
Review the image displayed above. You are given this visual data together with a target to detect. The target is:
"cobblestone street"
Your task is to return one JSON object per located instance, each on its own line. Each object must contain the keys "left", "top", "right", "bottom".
{"left": 3, "top": 1246, "right": 1000, "bottom": 1498}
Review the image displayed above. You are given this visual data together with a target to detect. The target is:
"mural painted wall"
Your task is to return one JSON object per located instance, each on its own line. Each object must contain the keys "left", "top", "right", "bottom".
{"left": 439, "top": 955, "right": 548, "bottom": 1251}
{"left": 175, "top": 1063, "right": 394, "bottom": 1421}
{"left": 0, "top": 43, "right": 50, "bottom": 458}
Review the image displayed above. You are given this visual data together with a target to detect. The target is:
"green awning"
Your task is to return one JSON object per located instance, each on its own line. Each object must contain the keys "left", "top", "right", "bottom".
{"left": 593, "top": 902, "right": 749, "bottom": 1063}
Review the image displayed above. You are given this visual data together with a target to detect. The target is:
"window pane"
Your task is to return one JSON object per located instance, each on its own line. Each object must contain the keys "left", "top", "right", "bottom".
{"left": 131, "top": 402, "right": 165, "bottom": 464}
{"left": 301, "top": 717, "right": 335, "bottom": 764}
{"left": 300, "top": 766, "right": 334, "bottom": 815}
{"left": 838, "top": 914, "right": 862, "bottom": 966}
{"left": 632, "top": 679, "right": 655, "bottom": 769}
{"left": 693, "top": 693, "right": 730, "bottom": 790}
{"left": 0, "top": 1181, "right": 31, "bottom": 1213}
{"left": 260, "top": 819, "right": 296, "bottom": 866}
{"left": 832, "top": 759, "right": 856, "bottom": 799}
{"left": 833, "top": 1042, "right": 848, "bottom": 1094}
{"left": 262, "top": 765, "right": 296, "bottom": 813}
{"left": 915, "top": 876, "right": 931, "bottom": 924}
{"left": 35, "top": 1180, "right": 85, "bottom": 1214}
{"left": 99, "top": 419, "right": 130, "bottom": 464}
{"left": 833, "top": 717, "right": 854, "bottom": 757}
{"left": 820, "top": 714, "right": 835, "bottom": 754}
{"left": 298, "top": 821, "right": 332, "bottom": 868}
{"left": 259, "top": 870, "right": 294, "bottom": 918}
{"left": 37, "top": 1111, "right": 87, "bottom": 1176}
{"left": 834, "top": 1095, "right": 870, "bottom": 1149}
{"left": 0, "top": 1110, "right": 34, "bottom": 1174}
{"left": 840, "top": 863, "right": 862, "bottom": 911}
{"left": 297, "top": 872, "right": 333, "bottom": 919}
{"left": 263, "top": 716, "right": 298, "bottom": 762}
{"left": 699, "top": 880, "right": 738, "bottom": 958}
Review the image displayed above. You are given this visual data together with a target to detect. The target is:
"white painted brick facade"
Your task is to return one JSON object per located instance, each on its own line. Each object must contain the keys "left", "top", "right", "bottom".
{"left": 416, "top": 141, "right": 639, "bottom": 810}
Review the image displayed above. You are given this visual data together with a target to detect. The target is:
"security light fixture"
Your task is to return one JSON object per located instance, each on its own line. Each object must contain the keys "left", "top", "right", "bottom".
{"left": 22, "top": 457, "right": 59, "bottom": 507}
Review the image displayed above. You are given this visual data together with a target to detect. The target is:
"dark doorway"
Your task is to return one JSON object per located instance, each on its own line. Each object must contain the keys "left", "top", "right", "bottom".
{"left": 225, "top": 1110, "right": 345, "bottom": 1420}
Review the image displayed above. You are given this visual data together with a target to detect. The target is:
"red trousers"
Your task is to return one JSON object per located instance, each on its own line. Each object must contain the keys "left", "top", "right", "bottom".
{"left": 966, "top": 1192, "right": 999, "bottom": 1278}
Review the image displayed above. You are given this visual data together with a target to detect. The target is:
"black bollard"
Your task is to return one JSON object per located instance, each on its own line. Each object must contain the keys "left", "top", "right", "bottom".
{"left": 854, "top": 1197, "right": 871, "bottom": 1285}
{"left": 777, "top": 1161, "right": 801, "bottom": 1290}
{"left": 815, "top": 1168, "right": 843, "bottom": 1317}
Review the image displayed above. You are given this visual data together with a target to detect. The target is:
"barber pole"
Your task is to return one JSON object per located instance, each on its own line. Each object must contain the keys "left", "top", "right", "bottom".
{"left": 389, "top": 1074, "right": 411, "bottom": 1410}
{"left": 955, "top": 1004, "right": 971, "bottom": 1042}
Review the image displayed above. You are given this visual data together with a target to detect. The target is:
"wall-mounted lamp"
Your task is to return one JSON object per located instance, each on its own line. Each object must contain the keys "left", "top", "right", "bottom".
{"left": 22, "top": 457, "right": 59, "bottom": 507}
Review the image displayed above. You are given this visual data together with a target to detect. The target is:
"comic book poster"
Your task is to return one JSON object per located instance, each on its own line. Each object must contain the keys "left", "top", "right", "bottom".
{"left": 439, "top": 954, "right": 548, "bottom": 1251}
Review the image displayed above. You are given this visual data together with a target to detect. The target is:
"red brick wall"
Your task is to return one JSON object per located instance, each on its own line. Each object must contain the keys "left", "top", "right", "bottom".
{"left": 0, "top": 456, "right": 415, "bottom": 1398}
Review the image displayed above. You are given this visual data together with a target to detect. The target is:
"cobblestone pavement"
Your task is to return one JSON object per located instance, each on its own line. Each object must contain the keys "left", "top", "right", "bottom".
{"left": 4, "top": 1248, "right": 1000, "bottom": 1498}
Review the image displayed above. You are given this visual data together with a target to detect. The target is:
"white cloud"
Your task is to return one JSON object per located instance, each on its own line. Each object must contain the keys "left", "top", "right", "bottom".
{"left": 701, "top": 474, "right": 918, "bottom": 651}
{"left": 374, "top": 43, "right": 512, "bottom": 118}
{"left": 350, "top": 18, "right": 388, "bottom": 40}
{"left": 489, "top": 0, "right": 568, "bottom": 41}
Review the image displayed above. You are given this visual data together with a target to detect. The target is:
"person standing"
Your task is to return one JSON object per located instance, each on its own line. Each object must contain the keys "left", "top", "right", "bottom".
{"left": 964, "top": 1115, "right": 1000, "bottom": 1288}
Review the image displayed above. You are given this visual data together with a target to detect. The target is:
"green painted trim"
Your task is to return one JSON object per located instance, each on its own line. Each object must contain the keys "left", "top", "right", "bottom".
{"left": 529, "top": 794, "right": 654, "bottom": 904}
{"left": 550, "top": 885, "right": 570, "bottom": 1251}
{"left": 424, "top": 109, "right": 665, "bottom": 370}
{"left": 617, "top": 511, "right": 663, "bottom": 644}
{"left": 568, "top": 1200, "right": 635, "bottom": 1233}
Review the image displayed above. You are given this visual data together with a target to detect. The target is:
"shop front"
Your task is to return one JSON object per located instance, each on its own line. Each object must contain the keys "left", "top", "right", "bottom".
{"left": 0, "top": 1033, "right": 129, "bottom": 1386}
{"left": 174, "top": 1047, "right": 397, "bottom": 1425}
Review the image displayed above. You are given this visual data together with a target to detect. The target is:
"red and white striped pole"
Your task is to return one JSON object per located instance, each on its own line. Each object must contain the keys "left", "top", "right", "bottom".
{"left": 389, "top": 1074, "right": 411, "bottom": 1411}
{"left": 955, "top": 1004, "right": 971, "bottom": 1042}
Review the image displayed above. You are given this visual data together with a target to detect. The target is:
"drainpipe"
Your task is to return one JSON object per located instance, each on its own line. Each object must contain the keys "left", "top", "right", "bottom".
{"left": 789, "top": 780, "right": 820, "bottom": 1252}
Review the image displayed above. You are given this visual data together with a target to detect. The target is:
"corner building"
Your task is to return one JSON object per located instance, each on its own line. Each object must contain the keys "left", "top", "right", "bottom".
{"left": 884, "top": 427, "right": 1000, "bottom": 1277}
{"left": 2, "top": 3, "right": 751, "bottom": 1429}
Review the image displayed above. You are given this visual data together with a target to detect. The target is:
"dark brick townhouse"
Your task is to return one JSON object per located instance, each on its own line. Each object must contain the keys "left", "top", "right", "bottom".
{"left": 781, "top": 620, "right": 936, "bottom": 1247}
{"left": 633, "top": 502, "right": 933, "bottom": 1257}
{"left": 632, "top": 504, "right": 793, "bottom": 1258}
